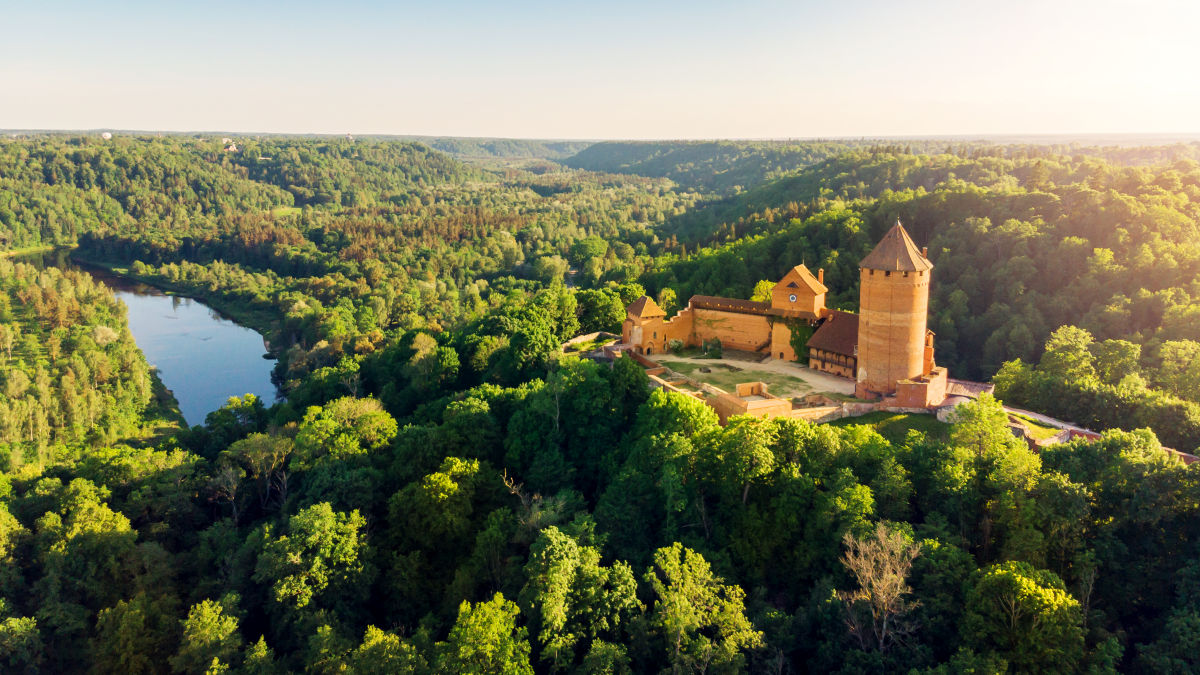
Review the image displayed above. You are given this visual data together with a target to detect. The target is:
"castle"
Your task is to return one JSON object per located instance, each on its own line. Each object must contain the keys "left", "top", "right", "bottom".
{"left": 622, "top": 221, "right": 948, "bottom": 408}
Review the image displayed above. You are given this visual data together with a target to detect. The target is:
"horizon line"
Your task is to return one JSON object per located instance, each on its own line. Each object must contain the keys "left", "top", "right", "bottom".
{"left": 4, "top": 128, "right": 1200, "bottom": 145}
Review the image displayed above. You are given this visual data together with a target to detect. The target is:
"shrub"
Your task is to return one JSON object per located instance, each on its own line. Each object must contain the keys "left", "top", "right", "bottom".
{"left": 703, "top": 338, "right": 723, "bottom": 358}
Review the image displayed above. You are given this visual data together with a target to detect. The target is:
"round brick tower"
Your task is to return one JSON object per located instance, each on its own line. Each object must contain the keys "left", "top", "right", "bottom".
{"left": 854, "top": 221, "right": 934, "bottom": 399}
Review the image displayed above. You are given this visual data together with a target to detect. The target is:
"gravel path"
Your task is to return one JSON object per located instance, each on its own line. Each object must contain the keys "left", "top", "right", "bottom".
{"left": 1002, "top": 405, "right": 1093, "bottom": 433}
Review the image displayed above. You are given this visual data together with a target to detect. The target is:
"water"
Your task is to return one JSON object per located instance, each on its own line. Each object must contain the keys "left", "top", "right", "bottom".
{"left": 13, "top": 250, "right": 279, "bottom": 425}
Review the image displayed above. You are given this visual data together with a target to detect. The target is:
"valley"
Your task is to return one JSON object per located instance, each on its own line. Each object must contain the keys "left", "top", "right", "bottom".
{"left": 1, "top": 134, "right": 1199, "bottom": 673}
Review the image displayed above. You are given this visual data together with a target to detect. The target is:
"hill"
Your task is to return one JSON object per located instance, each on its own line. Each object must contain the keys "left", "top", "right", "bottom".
{"left": 3, "top": 136, "right": 1200, "bottom": 672}
{"left": 562, "top": 139, "right": 868, "bottom": 194}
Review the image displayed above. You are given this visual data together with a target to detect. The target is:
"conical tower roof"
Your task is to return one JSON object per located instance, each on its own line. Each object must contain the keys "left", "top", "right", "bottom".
{"left": 859, "top": 221, "right": 933, "bottom": 272}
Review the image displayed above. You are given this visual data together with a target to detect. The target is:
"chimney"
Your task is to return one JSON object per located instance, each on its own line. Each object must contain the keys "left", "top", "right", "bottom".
{"left": 818, "top": 268, "right": 825, "bottom": 284}
{"left": 921, "top": 247, "right": 928, "bottom": 258}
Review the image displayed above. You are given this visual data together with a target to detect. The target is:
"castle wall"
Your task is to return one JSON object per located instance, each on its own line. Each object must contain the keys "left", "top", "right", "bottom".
{"left": 625, "top": 316, "right": 667, "bottom": 354}
{"left": 664, "top": 307, "right": 695, "bottom": 347}
{"left": 771, "top": 322, "right": 797, "bottom": 361}
{"left": 895, "top": 367, "right": 948, "bottom": 408}
{"left": 626, "top": 304, "right": 770, "bottom": 355}
{"left": 709, "top": 382, "right": 792, "bottom": 424}
{"left": 691, "top": 309, "right": 771, "bottom": 352}
{"left": 856, "top": 267, "right": 930, "bottom": 397}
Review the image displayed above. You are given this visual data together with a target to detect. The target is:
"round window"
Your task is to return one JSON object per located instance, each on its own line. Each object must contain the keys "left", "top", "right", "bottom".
{"left": 788, "top": 294, "right": 797, "bottom": 302}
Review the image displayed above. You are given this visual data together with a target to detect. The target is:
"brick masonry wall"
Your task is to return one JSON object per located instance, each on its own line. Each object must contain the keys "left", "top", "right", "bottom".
{"left": 691, "top": 309, "right": 771, "bottom": 351}
{"left": 664, "top": 308, "right": 695, "bottom": 347}
{"left": 770, "top": 322, "right": 797, "bottom": 361}
{"left": 771, "top": 285, "right": 823, "bottom": 318}
{"left": 857, "top": 267, "right": 930, "bottom": 395}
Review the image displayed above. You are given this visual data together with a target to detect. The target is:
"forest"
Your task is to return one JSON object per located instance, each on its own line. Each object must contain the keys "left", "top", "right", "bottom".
{"left": 1, "top": 133, "right": 1200, "bottom": 673}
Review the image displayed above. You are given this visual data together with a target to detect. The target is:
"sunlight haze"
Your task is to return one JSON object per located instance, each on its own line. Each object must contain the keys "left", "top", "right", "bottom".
{"left": 3, "top": 0, "right": 1198, "bottom": 138}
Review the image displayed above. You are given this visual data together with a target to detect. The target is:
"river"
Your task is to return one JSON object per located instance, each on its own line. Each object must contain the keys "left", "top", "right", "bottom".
{"left": 14, "top": 249, "right": 279, "bottom": 426}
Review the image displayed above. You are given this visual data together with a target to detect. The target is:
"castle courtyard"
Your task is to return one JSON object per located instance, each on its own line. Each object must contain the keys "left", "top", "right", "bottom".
{"left": 645, "top": 352, "right": 856, "bottom": 398}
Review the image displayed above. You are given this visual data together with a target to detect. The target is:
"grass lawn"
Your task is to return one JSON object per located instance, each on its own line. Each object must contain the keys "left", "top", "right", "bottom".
{"left": 271, "top": 206, "right": 303, "bottom": 217}
{"left": 829, "top": 411, "right": 949, "bottom": 442}
{"left": 1, "top": 244, "right": 57, "bottom": 258}
{"left": 658, "top": 360, "right": 813, "bottom": 398}
{"left": 818, "top": 391, "right": 877, "bottom": 403}
{"left": 1012, "top": 414, "right": 1062, "bottom": 441}
{"left": 669, "top": 346, "right": 718, "bottom": 359}
{"left": 565, "top": 337, "right": 616, "bottom": 353}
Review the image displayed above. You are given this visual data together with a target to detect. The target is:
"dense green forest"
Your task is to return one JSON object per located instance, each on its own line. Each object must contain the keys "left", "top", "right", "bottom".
{"left": 411, "top": 137, "right": 593, "bottom": 161}
{"left": 2, "top": 134, "right": 1200, "bottom": 672}
{"left": 0, "top": 260, "right": 173, "bottom": 455}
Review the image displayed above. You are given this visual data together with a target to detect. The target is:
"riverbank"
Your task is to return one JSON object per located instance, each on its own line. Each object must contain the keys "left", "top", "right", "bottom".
{"left": 136, "top": 367, "right": 188, "bottom": 442}
{"left": 70, "top": 253, "right": 283, "bottom": 357}
{"left": 14, "top": 247, "right": 283, "bottom": 423}
{"left": 1, "top": 244, "right": 60, "bottom": 258}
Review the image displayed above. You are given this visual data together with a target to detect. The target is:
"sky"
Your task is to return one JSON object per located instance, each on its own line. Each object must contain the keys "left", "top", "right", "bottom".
{"left": 2, "top": 0, "right": 1199, "bottom": 139}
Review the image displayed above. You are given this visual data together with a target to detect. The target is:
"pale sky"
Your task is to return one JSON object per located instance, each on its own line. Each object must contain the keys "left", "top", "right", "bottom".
{"left": 2, "top": 0, "right": 1198, "bottom": 139}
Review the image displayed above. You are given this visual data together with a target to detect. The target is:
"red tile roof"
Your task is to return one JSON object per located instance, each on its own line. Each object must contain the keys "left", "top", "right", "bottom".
{"left": 773, "top": 264, "right": 828, "bottom": 294}
{"left": 806, "top": 310, "right": 859, "bottom": 357}
{"left": 627, "top": 295, "right": 666, "bottom": 318}
{"left": 689, "top": 295, "right": 771, "bottom": 315}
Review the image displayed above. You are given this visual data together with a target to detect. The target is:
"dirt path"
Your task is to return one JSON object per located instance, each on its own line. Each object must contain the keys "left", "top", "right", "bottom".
{"left": 1002, "top": 405, "right": 1092, "bottom": 433}
{"left": 648, "top": 353, "right": 856, "bottom": 396}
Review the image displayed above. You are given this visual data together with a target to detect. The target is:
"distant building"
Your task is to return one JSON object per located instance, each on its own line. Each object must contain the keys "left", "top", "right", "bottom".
{"left": 621, "top": 220, "right": 948, "bottom": 408}
{"left": 101, "top": 132, "right": 112, "bottom": 140}
{"left": 224, "top": 142, "right": 238, "bottom": 152}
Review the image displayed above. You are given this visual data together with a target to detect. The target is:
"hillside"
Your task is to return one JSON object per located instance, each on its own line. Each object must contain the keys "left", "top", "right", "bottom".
{"left": 2, "top": 136, "right": 1200, "bottom": 672}
{"left": 412, "top": 136, "right": 594, "bottom": 160}
{"left": 562, "top": 139, "right": 870, "bottom": 194}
